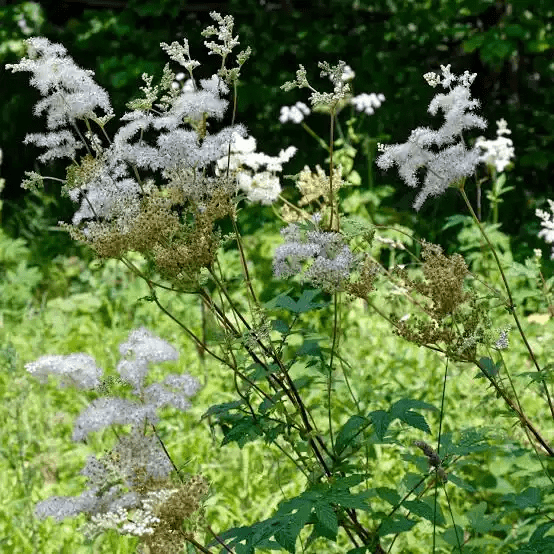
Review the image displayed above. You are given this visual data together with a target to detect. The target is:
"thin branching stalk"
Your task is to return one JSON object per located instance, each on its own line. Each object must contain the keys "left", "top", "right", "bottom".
{"left": 460, "top": 187, "right": 554, "bottom": 420}
{"left": 443, "top": 484, "right": 463, "bottom": 553}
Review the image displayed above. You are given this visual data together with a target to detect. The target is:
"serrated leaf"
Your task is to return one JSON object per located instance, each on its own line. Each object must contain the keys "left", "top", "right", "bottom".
{"left": 390, "top": 398, "right": 437, "bottom": 416}
{"left": 296, "top": 339, "right": 322, "bottom": 357}
{"left": 296, "top": 289, "right": 328, "bottom": 312}
{"left": 369, "top": 410, "right": 391, "bottom": 440}
{"left": 442, "top": 214, "right": 471, "bottom": 231}
{"left": 272, "top": 319, "right": 289, "bottom": 334}
{"left": 400, "top": 410, "right": 431, "bottom": 433}
{"left": 477, "top": 357, "right": 501, "bottom": 379}
{"left": 274, "top": 526, "right": 297, "bottom": 553}
{"left": 335, "top": 415, "right": 370, "bottom": 456}
{"left": 314, "top": 503, "right": 338, "bottom": 538}
{"left": 442, "top": 525, "right": 465, "bottom": 547}
{"left": 221, "top": 418, "right": 262, "bottom": 447}
{"left": 379, "top": 516, "right": 417, "bottom": 536}
{"left": 201, "top": 400, "right": 243, "bottom": 419}
{"left": 502, "top": 487, "right": 542, "bottom": 509}
{"left": 375, "top": 487, "right": 401, "bottom": 506}
{"left": 403, "top": 499, "right": 445, "bottom": 525}
{"left": 275, "top": 295, "right": 301, "bottom": 312}
{"left": 447, "top": 473, "right": 476, "bottom": 492}
{"left": 465, "top": 501, "right": 500, "bottom": 534}
{"left": 529, "top": 521, "right": 554, "bottom": 544}
{"left": 390, "top": 398, "right": 435, "bottom": 434}
{"left": 324, "top": 490, "right": 371, "bottom": 510}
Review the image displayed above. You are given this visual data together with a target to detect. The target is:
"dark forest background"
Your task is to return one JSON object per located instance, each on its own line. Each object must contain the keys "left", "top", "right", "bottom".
{"left": 1, "top": 0, "right": 552, "bottom": 262}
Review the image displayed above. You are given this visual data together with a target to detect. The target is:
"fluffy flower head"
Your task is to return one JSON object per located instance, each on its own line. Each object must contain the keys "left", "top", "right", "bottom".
{"left": 377, "top": 64, "right": 487, "bottom": 210}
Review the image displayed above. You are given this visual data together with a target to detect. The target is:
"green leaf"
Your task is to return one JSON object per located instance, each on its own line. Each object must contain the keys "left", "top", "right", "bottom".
{"left": 403, "top": 499, "right": 445, "bottom": 525}
{"left": 465, "top": 501, "right": 500, "bottom": 534}
{"left": 201, "top": 400, "right": 243, "bottom": 419}
{"left": 269, "top": 293, "right": 299, "bottom": 312}
{"left": 476, "top": 357, "right": 501, "bottom": 379}
{"left": 502, "top": 487, "right": 542, "bottom": 509}
{"left": 369, "top": 410, "right": 391, "bottom": 441}
{"left": 379, "top": 516, "right": 417, "bottom": 536}
{"left": 335, "top": 415, "right": 370, "bottom": 456}
{"left": 271, "top": 319, "right": 289, "bottom": 334}
{"left": 295, "top": 289, "right": 329, "bottom": 313}
{"left": 447, "top": 473, "right": 476, "bottom": 492}
{"left": 314, "top": 503, "right": 338, "bottom": 539}
{"left": 296, "top": 339, "right": 322, "bottom": 357}
{"left": 221, "top": 418, "right": 262, "bottom": 447}
{"left": 375, "top": 487, "right": 401, "bottom": 506}
{"left": 390, "top": 398, "right": 436, "bottom": 434}
{"left": 442, "top": 525, "right": 465, "bottom": 547}
{"left": 442, "top": 214, "right": 471, "bottom": 231}
{"left": 462, "top": 33, "right": 485, "bottom": 53}
{"left": 529, "top": 521, "right": 554, "bottom": 544}
{"left": 274, "top": 525, "right": 297, "bottom": 553}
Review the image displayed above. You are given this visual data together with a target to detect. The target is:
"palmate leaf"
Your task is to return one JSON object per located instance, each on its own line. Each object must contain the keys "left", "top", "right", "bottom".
{"left": 334, "top": 414, "right": 371, "bottom": 457}
{"left": 378, "top": 515, "right": 417, "bottom": 536}
{"left": 314, "top": 502, "right": 338, "bottom": 539}
{"left": 369, "top": 398, "right": 437, "bottom": 440}
{"left": 215, "top": 477, "right": 372, "bottom": 553}
{"left": 403, "top": 498, "right": 445, "bottom": 525}
{"left": 264, "top": 289, "right": 329, "bottom": 314}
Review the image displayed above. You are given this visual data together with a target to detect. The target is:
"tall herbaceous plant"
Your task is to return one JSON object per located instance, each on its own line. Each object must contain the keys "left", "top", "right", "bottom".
{"left": 8, "top": 11, "right": 554, "bottom": 554}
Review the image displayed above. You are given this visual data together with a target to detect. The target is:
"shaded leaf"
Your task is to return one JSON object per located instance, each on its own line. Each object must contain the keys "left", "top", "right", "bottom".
{"left": 379, "top": 516, "right": 417, "bottom": 536}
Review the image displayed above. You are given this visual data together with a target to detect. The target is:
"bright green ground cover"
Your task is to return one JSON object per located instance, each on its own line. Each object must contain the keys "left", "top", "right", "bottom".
{"left": 1, "top": 235, "right": 552, "bottom": 553}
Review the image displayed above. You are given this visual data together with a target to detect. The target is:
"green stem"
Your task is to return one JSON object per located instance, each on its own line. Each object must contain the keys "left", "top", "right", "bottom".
{"left": 301, "top": 121, "right": 331, "bottom": 151}
{"left": 460, "top": 187, "right": 554, "bottom": 421}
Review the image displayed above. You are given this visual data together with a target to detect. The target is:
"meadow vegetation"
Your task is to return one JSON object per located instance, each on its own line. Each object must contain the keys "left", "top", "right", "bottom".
{"left": 1, "top": 9, "right": 554, "bottom": 554}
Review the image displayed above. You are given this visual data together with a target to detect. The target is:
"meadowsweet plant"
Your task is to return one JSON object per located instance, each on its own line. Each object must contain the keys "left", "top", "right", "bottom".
{"left": 10, "top": 14, "right": 554, "bottom": 554}
{"left": 26, "top": 328, "right": 205, "bottom": 552}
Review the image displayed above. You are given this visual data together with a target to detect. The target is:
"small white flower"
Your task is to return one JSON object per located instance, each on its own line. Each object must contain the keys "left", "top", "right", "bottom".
{"left": 340, "top": 65, "right": 355, "bottom": 82}
{"left": 279, "top": 101, "right": 310, "bottom": 124}
{"left": 494, "top": 330, "right": 509, "bottom": 350}
{"left": 351, "top": 93, "right": 385, "bottom": 115}
{"left": 537, "top": 199, "right": 554, "bottom": 259}
{"left": 475, "top": 119, "right": 515, "bottom": 172}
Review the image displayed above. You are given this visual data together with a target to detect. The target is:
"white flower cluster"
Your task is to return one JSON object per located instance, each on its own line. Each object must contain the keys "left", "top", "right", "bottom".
{"left": 273, "top": 217, "right": 356, "bottom": 291}
{"left": 79, "top": 488, "right": 179, "bottom": 539}
{"left": 6, "top": 13, "right": 277, "bottom": 240}
{"left": 377, "top": 64, "right": 487, "bottom": 210}
{"left": 25, "top": 352, "right": 103, "bottom": 389}
{"left": 26, "top": 327, "right": 200, "bottom": 442}
{"left": 351, "top": 93, "right": 385, "bottom": 115}
{"left": 30, "top": 328, "right": 200, "bottom": 529}
{"left": 5, "top": 37, "right": 113, "bottom": 162}
{"left": 279, "top": 101, "right": 310, "bottom": 124}
{"left": 475, "top": 118, "right": 515, "bottom": 172}
{"left": 216, "top": 131, "right": 296, "bottom": 204}
{"left": 536, "top": 199, "right": 554, "bottom": 259}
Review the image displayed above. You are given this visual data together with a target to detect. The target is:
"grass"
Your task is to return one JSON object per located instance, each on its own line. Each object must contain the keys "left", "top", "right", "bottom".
{"left": 1, "top": 240, "right": 552, "bottom": 553}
